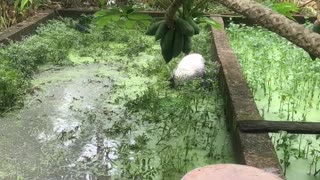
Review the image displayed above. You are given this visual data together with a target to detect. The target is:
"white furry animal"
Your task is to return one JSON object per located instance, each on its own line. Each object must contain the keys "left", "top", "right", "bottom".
{"left": 172, "top": 53, "right": 206, "bottom": 86}
{"left": 171, "top": 54, "right": 205, "bottom": 86}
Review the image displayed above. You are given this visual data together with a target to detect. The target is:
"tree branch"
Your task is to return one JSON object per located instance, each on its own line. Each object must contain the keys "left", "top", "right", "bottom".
{"left": 299, "top": 0, "right": 314, "bottom": 8}
{"left": 216, "top": 0, "right": 320, "bottom": 59}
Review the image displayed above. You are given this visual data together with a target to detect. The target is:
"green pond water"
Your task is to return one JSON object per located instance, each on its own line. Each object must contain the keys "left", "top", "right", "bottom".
{"left": 0, "top": 19, "right": 235, "bottom": 179}
{"left": 227, "top": 23, "right": 320, "bottom": 180}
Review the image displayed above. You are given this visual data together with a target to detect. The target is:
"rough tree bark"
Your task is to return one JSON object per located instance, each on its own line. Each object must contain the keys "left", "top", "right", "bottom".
{"left": 165, "top": 0, "right": 184, "bottom": 27}
{"left": 165, "top": 0, "right": 320, "bottom": 58}
{"left": 215, "top": 0, "right": 320, "bottom": 59}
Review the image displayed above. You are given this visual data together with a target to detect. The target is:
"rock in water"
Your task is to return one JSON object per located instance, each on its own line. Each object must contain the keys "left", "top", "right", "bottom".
{"left": 172, "top": 53, "right": 205, "bottom": 86}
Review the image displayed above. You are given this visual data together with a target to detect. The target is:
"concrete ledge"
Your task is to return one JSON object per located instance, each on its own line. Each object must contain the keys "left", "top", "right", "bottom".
{"left": 0, "top": 10, "right": 55, "bottom": 45}
{"left": 0, "top": 9, "right": 166, "bottom": 46}
{"left": 210, "top": 17, "right": 283, "bottom": 178}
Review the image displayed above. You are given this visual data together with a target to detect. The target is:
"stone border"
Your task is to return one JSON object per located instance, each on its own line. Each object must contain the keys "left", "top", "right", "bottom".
{"left": 0, "top": 9, "right": 166, "bottom": 46}
{"left": 0, "top": 9, "right": 284, "bottom": 178}
{"left": 210, "top": 17, "right": 283, "bottom": 178}
{"left": 0, "top": 10, "right": 55, "bottom": 45}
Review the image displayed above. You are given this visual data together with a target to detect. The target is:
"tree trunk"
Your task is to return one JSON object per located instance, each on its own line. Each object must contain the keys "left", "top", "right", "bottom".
{"left": 215, "top": 0, "right": 320, "bottom": 59}
{"left": 165, "top": 0, "right": 184, "bottom": 27}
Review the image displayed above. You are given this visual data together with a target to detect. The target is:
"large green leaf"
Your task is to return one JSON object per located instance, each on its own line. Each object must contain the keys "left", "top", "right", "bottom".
{"left": 199, "top": 17, "right": 222, "bottom": 30}
{"left": 271, "top": 2, "right": 298, "bottom": 20}
{"left": 94, "top": 9, "right": 122, "bottom": 27}
{"left": 95, "top": 15, "right": 121, "bottom": 27}
{"left": 94, "top": 9, "right": 151, "bottom": 29}
{"left": 20, "top": 0, "right": 31, "bottom": 10}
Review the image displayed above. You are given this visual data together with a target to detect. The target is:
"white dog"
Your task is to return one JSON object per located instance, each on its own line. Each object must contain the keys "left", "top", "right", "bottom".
{"left": 170, "top": 53, "right": 206, "bottom": 86}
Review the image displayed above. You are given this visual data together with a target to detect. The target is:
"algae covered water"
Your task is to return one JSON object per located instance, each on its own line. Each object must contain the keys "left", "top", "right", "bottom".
{"left": 227, "top": 23, "right": 320, "bottom": 180}
{"left": 0, "top": 19, "right": 234, "bottom": 179}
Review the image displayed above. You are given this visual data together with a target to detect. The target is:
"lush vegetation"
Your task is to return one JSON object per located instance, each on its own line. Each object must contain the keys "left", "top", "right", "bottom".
{"left": 227, "top": 23, "right": 320, "bottom": 122}
{"left": 0, "top": 0, "right": 319, "bottom": 178}
{"left": 227, "top": 23, "right": 320, "bottom": 180}
{"left": 0, "top": 18, "right": 234, "bottom": 179}
{"left": 0, "top": 0, "right": 44, "bottom": 30}
{"left": 0, "top": 20, "right": 80, "bottom": 112}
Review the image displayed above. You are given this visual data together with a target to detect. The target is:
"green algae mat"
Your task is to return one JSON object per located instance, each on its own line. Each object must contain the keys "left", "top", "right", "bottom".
{"left": 227, "top": 23, "right": 320, "bottom": 180}
{"left": 0, "top": 18, "right": 234, "bottom": 179}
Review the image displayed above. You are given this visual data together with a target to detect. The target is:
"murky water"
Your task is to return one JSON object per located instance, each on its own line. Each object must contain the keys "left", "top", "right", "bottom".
{"left": 0, "top": 63, "right": 118, "bottom": 179}
{"left": 0, "top": 57, "right": 235, "bottom": 179}
{"left": 0, "top": 20, "right": 235, "bottom": 179}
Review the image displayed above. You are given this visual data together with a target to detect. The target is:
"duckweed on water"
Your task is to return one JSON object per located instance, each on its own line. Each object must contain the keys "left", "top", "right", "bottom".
{"left": 0, "top": 19, "right": 234, "bottom": 179}
{"left": 227, "top": 23, "right": 320, "bottom": 122}
{"left": 227, "top": 23, "right": 320, "bottom": 180}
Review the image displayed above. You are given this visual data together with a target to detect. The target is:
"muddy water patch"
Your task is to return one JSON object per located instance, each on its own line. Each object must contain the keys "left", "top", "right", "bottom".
{"left": 0, "top": 63, "right": 119, "bottom": 179}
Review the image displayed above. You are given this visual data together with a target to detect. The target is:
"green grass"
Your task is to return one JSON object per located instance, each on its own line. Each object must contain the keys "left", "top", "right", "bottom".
{"left": 0, "top": 18, "right": 234, "bottom": 179}
{"left": 91, "top": 23, "right": 235, "bottom": 179}
{"left": 227, "top": 23, "right": 320, "bottom": 179}
{"left": 0, "top": 17, "right": 156, "bottom": 113}
{"left": 227, "top": 23, "right": 320, "bottom": 122}
{"left": 0, "top": 20, "right": 80, "bottom": 112}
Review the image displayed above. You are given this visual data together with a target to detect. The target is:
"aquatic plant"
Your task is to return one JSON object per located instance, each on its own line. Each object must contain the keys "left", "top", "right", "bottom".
{"left": 0, "top": 18, "right": 234, "bottom": 179}
{"left": 96, "top": 27, "right": 233, "bottom": 179}
{"left": 227, "top": 23, "right": 320, "bottom": 179}
{"left": 227, "top": 23, "right": 320, "bottom": 122}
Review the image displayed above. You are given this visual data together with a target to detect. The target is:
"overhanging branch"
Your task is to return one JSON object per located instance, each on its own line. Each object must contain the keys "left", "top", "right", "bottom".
{"left": 216, "top": 0, "right": 320, "bottom": 59}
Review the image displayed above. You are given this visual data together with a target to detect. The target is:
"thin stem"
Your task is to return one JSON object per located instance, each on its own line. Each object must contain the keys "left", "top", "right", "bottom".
{"left": 316, "top": 0, "right": 320, "bottom": 21}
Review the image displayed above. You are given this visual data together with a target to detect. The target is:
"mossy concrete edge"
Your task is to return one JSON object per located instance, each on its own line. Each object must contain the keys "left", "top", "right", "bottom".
{"left": 210, "top": 16, "right": 284, "bottom": 178}
{"left": 0, "top": 10, "right": 56, "bottom": 45}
